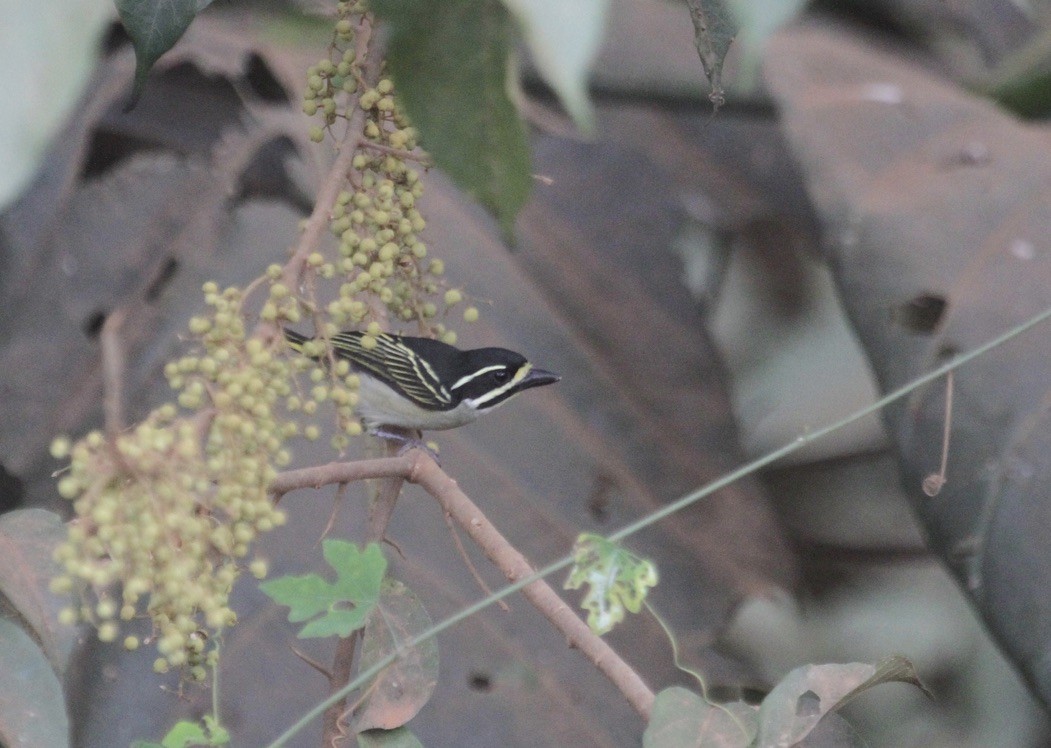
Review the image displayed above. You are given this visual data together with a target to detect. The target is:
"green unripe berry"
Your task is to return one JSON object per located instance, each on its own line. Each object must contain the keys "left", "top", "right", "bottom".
{"left": 57, "top": 476, "right": 79, "bottom": 500}
{"left": 463, "top": 306, "right": 479, "bottom": 322}
{"left": 444, "top": 289, "right": 463, "bottom": 306}
{"left": 302, "top": 100, "right": 318, "bottom": 116}
{"left": 50, "top": 436, "right": 71, "bottom": 459}
{"left": 309, "top": 126, "right": 325, "bottom": 143}
{"left": 96, "top": 599, "right": 117, "bottom": 619}
{"left": 249, "top": 559, "right": 268, "bottom": 579}
{"left": 97, "top": 621, "right": 119, "bottom": 642}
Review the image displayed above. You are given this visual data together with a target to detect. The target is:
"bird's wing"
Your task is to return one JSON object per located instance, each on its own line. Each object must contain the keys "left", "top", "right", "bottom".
{"left": 330, "top": 331, "right": 454, "bottom": 410}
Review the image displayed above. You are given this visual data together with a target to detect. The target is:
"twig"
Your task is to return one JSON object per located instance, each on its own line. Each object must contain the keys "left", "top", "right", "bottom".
{"left": 291, "top": 645, "right": 333, "bottom": 679}
{"left": 316, "top": 482, "right": 349, "bottom": 548}
{"left": 443, "top": 510, "right": 510, "bottom": 612}
{"left": 322, "top": 439, "right": 404, "bottom": 745}
{"left": 356, "top": 139, "right": 431, "bottom": 164}
{"left": 407, "top": 455, "right": 655, "bottom": 717}
{"left": 100, "top": 308, "right": 130, "bottom": 445}
{"left": 269, "top": 450, "right": 656, "bottom": 719}
{"left": 269, "top": 455, "right": 414, "bottom": 498}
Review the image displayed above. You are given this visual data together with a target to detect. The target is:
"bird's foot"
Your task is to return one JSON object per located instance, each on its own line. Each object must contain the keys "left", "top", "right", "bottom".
{"left": 369, "top": 427, "right": 440, "bottom": 464}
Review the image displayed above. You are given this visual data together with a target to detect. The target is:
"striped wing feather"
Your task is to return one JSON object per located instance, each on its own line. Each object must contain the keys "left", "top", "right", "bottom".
{"left": 330, "top": 332, "right": 453, "bottom": 410}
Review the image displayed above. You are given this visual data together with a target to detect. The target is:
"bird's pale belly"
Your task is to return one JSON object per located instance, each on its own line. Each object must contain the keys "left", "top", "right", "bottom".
{"left": 354, "top": 375, "right": 480, "bottom": 431}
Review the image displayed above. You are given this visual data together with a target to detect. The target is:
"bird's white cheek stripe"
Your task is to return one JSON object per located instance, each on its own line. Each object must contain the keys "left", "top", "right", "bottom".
{"left": 449, "top": 364, "right": 506, "bottom": 391}
{"left": 465, "top": 363, "right": 532, "bottom": 408}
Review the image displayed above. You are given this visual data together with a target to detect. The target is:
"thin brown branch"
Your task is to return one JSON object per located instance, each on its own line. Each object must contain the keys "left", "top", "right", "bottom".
{"left": 323, "top": 439, "right": 405, "bottom": 744}
{"left": 407, "top": 456, "right": 656, "bottom": 719}
{"left": 290, "top": 645, "right": 333, "bottom": 679}
{"left": 269, "top": 455, "right": 414, "bottom": 498}
{"left": 356, "top": 139, "right": 431, "bottom": 164}
{"left": 316, "top": 482, "right": 349, "bottom": 548}
{"left": 443, "top": 510, "right": 510, "bottom": 612}
{"left": 268, "top": 450, "right": 657, "bottom": 720}
{"left": 100, "top": 307, "right": 130, "bottom": 444}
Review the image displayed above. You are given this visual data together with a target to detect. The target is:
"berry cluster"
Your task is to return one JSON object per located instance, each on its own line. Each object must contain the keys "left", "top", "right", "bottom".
{"left": 50, "top": 3, "right": 481, "bottom": 682}
{"left": 50, "top": 284, "right": 292, "bottom": 676}
{"left": 298, "top": 3, "right": 477, "bottom": 345}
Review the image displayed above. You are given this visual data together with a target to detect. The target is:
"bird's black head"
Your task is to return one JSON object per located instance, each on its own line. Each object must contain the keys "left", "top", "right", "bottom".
{"left": 451, "top": 347, "right": 560, "bottom": 411}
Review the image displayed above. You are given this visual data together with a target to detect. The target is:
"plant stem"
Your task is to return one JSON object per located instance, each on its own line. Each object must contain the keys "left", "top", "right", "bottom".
{"left": 321, "top": 439, "right": 404, "bottom": 745}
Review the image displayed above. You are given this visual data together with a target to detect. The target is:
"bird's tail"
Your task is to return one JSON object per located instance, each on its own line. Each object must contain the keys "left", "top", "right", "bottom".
{"left": 282, "top": 328, "right": 313, "bottom": 355}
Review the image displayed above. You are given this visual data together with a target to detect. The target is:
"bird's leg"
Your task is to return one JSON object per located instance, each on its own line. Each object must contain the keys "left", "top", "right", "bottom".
{"left": 369, "top": 426, "right": 440, "bottom": 463}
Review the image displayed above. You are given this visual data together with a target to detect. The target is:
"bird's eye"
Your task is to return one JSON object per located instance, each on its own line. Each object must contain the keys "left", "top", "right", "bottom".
{"left": 493, "top": 370, "right": 509, "bottom": 383}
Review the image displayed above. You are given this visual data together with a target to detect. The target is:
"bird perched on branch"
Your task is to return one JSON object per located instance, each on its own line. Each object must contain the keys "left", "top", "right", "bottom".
{"left": 283, "top": 328, "right": 560, "bottom": 440}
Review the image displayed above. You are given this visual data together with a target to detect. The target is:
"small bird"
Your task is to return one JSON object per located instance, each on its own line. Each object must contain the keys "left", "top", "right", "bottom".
{"left": 284, "top": 328, "right": 560, "bottom": 437}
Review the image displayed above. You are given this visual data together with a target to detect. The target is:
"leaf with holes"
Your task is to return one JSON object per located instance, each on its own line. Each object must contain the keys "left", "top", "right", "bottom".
{"left": 371, "top": 0, "right": 531, "bottom": 236}
{"left": 764, "top": 23, "right": 1051, "bottom": 708}
{"left": 260, "top": 540, "right": 386, "bottom": 639}
{"left": 351, "top": 578, "right": 439, "bottom": 733}
{"left": 564, "top": 533, "right": 658, "bottom": 635}
{"left": 116, "top": 0, "right": 214, "bottom": 106}
{"left": 755, "top": 656, "right": 930, "bottom": 746}
{"left": 0, "top": 509, "right": 78, "bottom": 678}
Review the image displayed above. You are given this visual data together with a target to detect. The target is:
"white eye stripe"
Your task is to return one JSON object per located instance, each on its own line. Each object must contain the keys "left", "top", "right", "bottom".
{"left": 464, "top": 363, "right": 532, "bottom": 408}
{"left": 450, "top": 364, "right": 509, "bottom": 391}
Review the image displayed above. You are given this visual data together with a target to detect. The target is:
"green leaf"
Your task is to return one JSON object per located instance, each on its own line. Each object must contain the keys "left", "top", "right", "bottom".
{"left": 642, "top": 687, "right": 757, "bottom": 747}
{"left": 564, "top": 533, "right": 658, "bottom": 634}
{"left": 755, "top": 656, "right": 930, "bottom": 746}
{"left": 115, "top": 0, "right": 213, "bottom": 107}
{"left": 371, "top": 0, "right": 532, "bottom": 236}
{"left": 501, "top": 0, "right": 609, "bottom": 132}
{"left": 132, "top": 716, "right": 228, "bottom": 748}
{"left": 0, "top": 617, "right": 69, "bottom": 748}
{"left": 160, "top": 720, "right": 209, "bottom": 748}
{"left": 0, "top": 508, "right": 78, "bottom": 678}
{"left": 260, "top": 540, "right": 387, "bottom": 639}
{"left": 352, "top": 579, "right": 439, "bottom": 732}
{"left": 357, "top": 726, "right": 424, "bottom": 748}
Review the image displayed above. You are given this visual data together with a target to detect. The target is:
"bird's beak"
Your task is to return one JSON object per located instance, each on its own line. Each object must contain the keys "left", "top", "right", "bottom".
{"left": 520, "top": 367, "right": 561, "bottom": 390}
